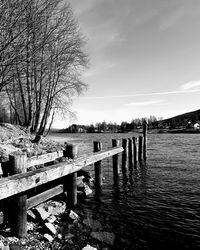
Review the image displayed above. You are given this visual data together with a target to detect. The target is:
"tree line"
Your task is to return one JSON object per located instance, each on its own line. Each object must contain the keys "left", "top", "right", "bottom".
{"left": 0, "top": 0, "right": 88, "bottom": 137}
{"left": 61, "top": 116, "right": 162, "bottom": 133}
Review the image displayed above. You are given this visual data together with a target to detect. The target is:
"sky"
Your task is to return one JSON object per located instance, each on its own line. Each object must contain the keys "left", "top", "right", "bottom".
{"left": 54, "top": 0, "right": 200, "bottom": 128}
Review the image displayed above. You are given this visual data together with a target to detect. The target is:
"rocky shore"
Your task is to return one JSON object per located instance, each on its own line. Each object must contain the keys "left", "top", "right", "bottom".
{"left": 0, "top": 123, "right": 115, "bottom": 250}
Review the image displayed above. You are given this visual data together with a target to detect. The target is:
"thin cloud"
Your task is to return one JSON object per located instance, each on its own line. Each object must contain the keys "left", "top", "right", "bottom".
{"left": 180, "top": 80, "right": 200, "bottom": 90}
{"left": 125, "top": 99, "right": 163, "bottom": 107}
{"left": 159, "top": 5, "right": 186, "bottom": 31}
{"left": 80, "top": 88, "right": 200, "bottom": 100}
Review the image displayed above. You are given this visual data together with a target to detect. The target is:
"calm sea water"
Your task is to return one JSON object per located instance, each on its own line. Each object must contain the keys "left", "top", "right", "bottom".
{"left": 48, "top": 133, "right": 200, "bottom": 250}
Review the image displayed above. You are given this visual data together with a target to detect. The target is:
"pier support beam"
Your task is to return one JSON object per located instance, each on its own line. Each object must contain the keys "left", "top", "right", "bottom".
{"left": 94, "top": 141, "right": 103, "bottom": 191}
{"left": 66, "top": 172, "right": 77, "bottom": 207}
{"left": 9, "top": 153, "right": 28, "bottom": 238}
{"left": 143, "top": 120, "right": 147, "bottom": 162}
{"left": 133, "top": 137, "right": 138, "bottom": 165}
{"left": 138, "top": 136, "right": 143, "bottom": 162}
{"left": 122, "top": 139, "right": 128, "bottom": 171}
{"left": 112, "top": 139, "right": 120, "bottom": 181}
{"left": 128, "top": 138, "right": 133, "bottom": 168}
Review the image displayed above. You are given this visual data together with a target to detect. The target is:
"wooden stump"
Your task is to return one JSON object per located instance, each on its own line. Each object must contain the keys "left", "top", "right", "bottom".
{"left": 94, "top": 141, "right": 103, "bottom": 191}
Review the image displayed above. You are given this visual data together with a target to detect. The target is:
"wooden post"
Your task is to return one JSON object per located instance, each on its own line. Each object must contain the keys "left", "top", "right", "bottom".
{"left": 112, "top": 139, "right": 120, "bottom": 181}
{"left": 143, "top": 120, "right": 147, "bottom": 162}
{"left": 138, "top": 136, "right": 143, "bottom": 162}
{"left": 122, "top": 139, "right": 128, "bottom": 171}
{"left": 63, "top": 143, "right": 77, "bottom": 206}
{"left": 9, "top": 152, "right": 27, "bottom": 238}
{"left": 94, "top": 141, "right": 103, "bottom": 191}
{"left": 64, "top": 143, "right": 78, "bottom": 159}
{"left": 132, "top": 137, "right": 138, "bottom": 164}
{"left": 66, "top": 172, "right": 77, "bottom": 207}
{"left": 128, "top": 138, "right": 133, "bottom": 167}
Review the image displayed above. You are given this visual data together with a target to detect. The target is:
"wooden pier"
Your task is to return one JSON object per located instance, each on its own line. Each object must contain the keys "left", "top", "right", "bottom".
{"left": 0, "top": 123, "right": 147, "bottom": 238}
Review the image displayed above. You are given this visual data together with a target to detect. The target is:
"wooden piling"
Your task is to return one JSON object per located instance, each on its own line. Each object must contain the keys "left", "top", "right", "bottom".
{"left": 128, "top": 138, "right": 133, "bottom": 167}
{"left": 94, "top": 141, "right": 103, "bottom": 191}
{"left": 132, "top": 137, "right": 138, "bottom": 164}
{"left": 66, "top": 172, "right": 77, "bottom": 207}
{"left": 112, "top": 139, "right": 120, "bottom": 181}
{"left": 143, "top": 120, "right": 147, "bottom": 161}
{"left": 63, "top": 144, "right": 78, "bottom": 207}
{"left": 122, "top": 139, "right": 128, "bottom": 170}
{"left": 64, "top": 143, "right": 78, "bottom": 159}
{"left": 9, "top": 152, "right": 28, "bottom": 238}
{"left": 138, "top": 136, "right": 143, "bottom": 162}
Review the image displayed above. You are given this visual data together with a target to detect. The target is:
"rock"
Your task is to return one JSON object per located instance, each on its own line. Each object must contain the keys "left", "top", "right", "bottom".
{"left": 9, "top": 244, "right": 26, "bottom": 250}
{"left": 44, "top": 223, "right": 57, "bottom": 235}
{"left": 27, "top": 222, "right": 34, "bottom": 231}
{"left": 77, "top": 176, "right": 85, "bottom": 189}
{"left": 68, "top": 210, "right": 79, "bottom": 221}
{"left": 0, "top": 241, "right": 4, "bottom": 250}
{"left": 35, "top": 207, "right": 50, "bottom": 221}
{"left": 47, "top": 215, "right": 57, "bottom": 223}
{"left": 57, "top": 234, "right": 62, "bottom": 240}
{"left": 83, "top": 183, "right": 93, "bottom": 196}
{"left": 27, "top": 210, "right": 36, "bottom": 221}
{"left": 83, "top": 218, "right": 102, "bottom": 231}
{"left": 44, "top": 233, "right": 54, "bottom": 243}
{"left": 67, "top": 239, "right": 73, "bottom": 245}
{"left": 82, "top": 244, "right": 97, "bottom": 250}
{"left": 90, "top": 232, "right": 115, "bottom": 246}
{"left": 6, "top": 237, "right": 19, "bottom": 243}
{"left": 46, "top": 201, "right": 66, "bottom": 215}
{"left": 64, "top": 233, "right": 74, "bottom": 241}
{"left": 3, "top": 245, "right": 10, "bottom": 250}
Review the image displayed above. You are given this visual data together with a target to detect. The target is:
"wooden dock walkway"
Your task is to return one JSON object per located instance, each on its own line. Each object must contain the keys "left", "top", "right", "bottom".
{"left": 0, "top": 122, "right": 148, "bottom": 237}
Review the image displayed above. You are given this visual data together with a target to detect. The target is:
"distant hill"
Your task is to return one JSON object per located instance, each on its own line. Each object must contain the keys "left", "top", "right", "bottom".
{"left": 159, "top": 109, "right": 200, "bottom": 128}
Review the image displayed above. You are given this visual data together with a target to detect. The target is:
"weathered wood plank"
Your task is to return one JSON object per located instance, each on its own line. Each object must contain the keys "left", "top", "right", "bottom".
{"left": 0, "top": 147, "right": 123, "bottom": 200}
{"left": 27, "top": 184, "right": 64, "bottom": 209}
{"left": 27, "top": 151, "right": 64, "bottom": 167}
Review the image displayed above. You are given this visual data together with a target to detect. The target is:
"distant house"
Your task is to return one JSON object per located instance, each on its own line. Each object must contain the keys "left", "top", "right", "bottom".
{"left": 194, "top": 123, "right": 200, "bottom": 129}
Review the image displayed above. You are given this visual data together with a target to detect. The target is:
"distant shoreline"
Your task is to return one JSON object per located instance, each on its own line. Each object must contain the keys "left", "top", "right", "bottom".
{"left": 158, "top": 129, "right": 200, "bottom": 134}
{"left": 51, "top": 128, "right": 200, "bottom": 134}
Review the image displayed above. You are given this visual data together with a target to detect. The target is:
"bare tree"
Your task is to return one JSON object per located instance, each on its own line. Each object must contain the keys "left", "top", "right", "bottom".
{"left": 1, "top": 0, "right": 88, "bottom": 137}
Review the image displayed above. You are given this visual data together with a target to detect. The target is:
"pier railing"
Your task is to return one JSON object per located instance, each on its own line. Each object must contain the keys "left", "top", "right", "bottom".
{"left": 0, "top": 123, "right": 147, "bottom": 238}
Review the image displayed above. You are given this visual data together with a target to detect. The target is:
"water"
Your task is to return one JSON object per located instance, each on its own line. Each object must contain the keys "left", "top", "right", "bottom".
{"left": 48, "top": 133, "right": 200, "bottom": 249}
